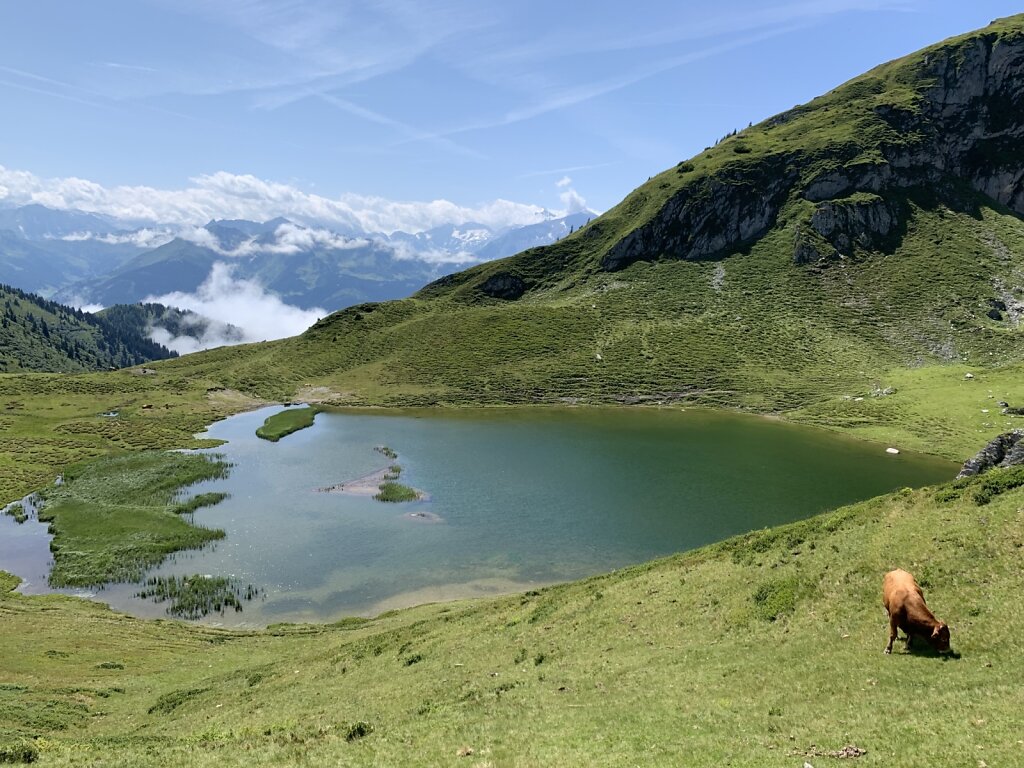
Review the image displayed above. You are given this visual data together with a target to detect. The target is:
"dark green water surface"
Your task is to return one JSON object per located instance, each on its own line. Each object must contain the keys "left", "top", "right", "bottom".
{"left": 6, "top": 406, "right": 956, "bottom": 625}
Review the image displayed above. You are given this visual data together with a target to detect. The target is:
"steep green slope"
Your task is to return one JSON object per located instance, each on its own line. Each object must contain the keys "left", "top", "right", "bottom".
{"left": 141, "top": 16, "right": 1024, "bottom": 436}
{"left": 0, "top": 285, "right": 176, "bottom": 373}
{"left": 2, "top": 473, "right": 1022, "bottom": 766}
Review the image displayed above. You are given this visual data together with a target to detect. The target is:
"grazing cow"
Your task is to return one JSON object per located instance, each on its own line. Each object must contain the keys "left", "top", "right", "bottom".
{"left": 882, "top": 569, "right": 950, "bottom": 654}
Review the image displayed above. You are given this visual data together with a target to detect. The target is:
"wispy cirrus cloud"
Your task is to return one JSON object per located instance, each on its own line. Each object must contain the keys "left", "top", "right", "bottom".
{"left": 155, "top": 0, "right": 490, "bottom": 100}
{"left": 473, "top": 0, "right": 918, "bottom": 68}
{"left": 315, "top": 92, "right": 485, "bottom": 159}
{"left": 405, "top": 22, "right": 814, "bottom": 144}
{"left": 96, "top": 62, "right": 160, "bottom": 74}
{"left": 409, "top": 0, "right": 918, "bottom": 144}
{"left": 517, "top": 162, "right": 618, "bottom": 180}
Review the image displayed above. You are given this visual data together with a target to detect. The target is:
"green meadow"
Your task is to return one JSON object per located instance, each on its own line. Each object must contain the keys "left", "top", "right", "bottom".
{"left": 3, "top": 15, "right": 1024, "bottom": 766}
{"left": 2, "top": 471, "right": 1023, "bottom": 766}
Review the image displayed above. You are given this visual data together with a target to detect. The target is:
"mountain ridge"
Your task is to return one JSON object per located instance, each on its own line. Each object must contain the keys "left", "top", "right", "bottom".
{"left": 0, "top": 284, "right": 176, "bottom": 372}
{"left": 0, "top": 205, "right": 595, "bottom": 311}
{"left": 422, "top": 15, "right": 1024, "bottom": 300}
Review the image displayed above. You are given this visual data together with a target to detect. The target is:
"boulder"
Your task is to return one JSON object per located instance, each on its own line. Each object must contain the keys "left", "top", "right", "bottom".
{"left": 957, "top": 429, "right": 1024, "bottom": 477}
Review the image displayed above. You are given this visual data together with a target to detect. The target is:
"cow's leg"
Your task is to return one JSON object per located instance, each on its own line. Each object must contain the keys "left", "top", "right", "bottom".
{"left": 885, "top": 614, "right": 898, "bottom": 654}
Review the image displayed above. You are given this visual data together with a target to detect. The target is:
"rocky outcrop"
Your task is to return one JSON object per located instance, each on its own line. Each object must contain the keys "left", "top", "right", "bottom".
{"left": 601, "top": 25, "right": 1024, "bottom": 274}
{"left": 793, "top": 195, "right": 901, "bottom": 263}
{"left": 957, "top": 429, "right": 1024, "bottom": 477}
{"left": 920, "top": 32, "right": 1024, "bottom": 213}
{"left": 480, "top": 272, "right": 527, "bottom": 300}
{"left": 601, "top": 154, "right": 799, "bottom": 271}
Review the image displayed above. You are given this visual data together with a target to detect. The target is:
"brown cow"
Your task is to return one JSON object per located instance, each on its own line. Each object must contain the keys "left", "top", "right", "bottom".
{"left": 882, "top": 569, "right": 950, "bottom": 654}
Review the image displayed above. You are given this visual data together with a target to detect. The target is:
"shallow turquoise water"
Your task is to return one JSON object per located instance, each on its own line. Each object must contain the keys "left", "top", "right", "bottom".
{"left": 2, "top": 406, "right": 956, "bottom": 625}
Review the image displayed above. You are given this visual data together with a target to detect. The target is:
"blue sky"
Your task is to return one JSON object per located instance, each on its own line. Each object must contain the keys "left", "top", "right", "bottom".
{"left": 0, "top": 1, "right": 1019, "bottom": 230}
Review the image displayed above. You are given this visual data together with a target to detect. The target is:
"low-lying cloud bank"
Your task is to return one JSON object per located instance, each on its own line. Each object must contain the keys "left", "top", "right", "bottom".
{"left": 145, "top": 262, "right": 326, "bottom": 354}
{"left": 0, "top": 164, "right": 556, "bottom": 235}
{"left": 60, "top": 220, "right": 483, "bottom": 267}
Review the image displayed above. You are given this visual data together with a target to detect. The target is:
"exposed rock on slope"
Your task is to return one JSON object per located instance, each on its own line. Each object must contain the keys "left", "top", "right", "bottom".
{"left": 596, "top": 19, "right": 1024, "bottom": 274}
{"left": 958, "top": 429, "right": 1024, "bottom": 477}
{"left": 601, "top": 154, "right": 798, "bottom": 271}
{"left": 793, "top": 194, "right": 902, "bottom": 263}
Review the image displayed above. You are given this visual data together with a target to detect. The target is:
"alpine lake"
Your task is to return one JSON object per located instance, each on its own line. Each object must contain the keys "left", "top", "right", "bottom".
{"left": 1, "top": 406, "right": 956, "bottom": 626}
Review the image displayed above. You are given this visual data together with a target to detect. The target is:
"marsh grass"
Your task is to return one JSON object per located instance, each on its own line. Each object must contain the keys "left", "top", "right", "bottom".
{"left": 172, "top": 492, "right": 230, "bottom": 515}
{"left": 2, "top": 502, "right": 27, "bottom": 524}
{"left": 374, "top": 482, "right": 419, "bottom": 503}
{"left": 39, "top": 451, "right": 231, "bottom": 586}
{"left": 135, "top": 575, "right": 260, "bottom": 620}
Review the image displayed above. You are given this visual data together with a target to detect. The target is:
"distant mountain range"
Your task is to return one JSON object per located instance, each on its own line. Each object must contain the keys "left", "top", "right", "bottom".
{"left": 0, "top": 204, "right": 595, "bottom": 310}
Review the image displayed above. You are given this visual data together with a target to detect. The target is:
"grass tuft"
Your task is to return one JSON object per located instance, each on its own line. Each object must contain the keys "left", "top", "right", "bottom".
{"left": 374, "top": 482, "right": 419, "bottom": 503}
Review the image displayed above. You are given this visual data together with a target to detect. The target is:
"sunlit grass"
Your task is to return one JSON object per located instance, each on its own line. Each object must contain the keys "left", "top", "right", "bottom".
{"left": 255, "top": 406, "right": 318, "bottom": 442}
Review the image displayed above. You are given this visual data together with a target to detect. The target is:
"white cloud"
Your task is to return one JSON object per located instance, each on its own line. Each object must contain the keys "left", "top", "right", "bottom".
{"left": 255, "top": 223, "right": 370, "bottom": 255}
{"left": 555, "top": 177, "right": 587, "bottom": 215}
{"left": 144, "top": 262, "right": 325, "bottom": 353}
{"left": 60, "top": 228, "right": 176, "bottom": 249}
{"left": 559, "top": 188, "right": 587, "bottom": 214}
{"left": 388, "top": 240, "right": 480, "bottom": 266}
{"left": 172, "top": 222, "right": 372, "bottom": 257}
{"left": 0, "top": 164, "right": 551, "bottom": 235}
{"left": 66, "top": 299, "right": 106, "bottom": 314}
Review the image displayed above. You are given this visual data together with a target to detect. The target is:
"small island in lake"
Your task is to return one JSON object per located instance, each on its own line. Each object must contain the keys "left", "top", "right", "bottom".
{"left": 316, "top": 445, "right": 429, "bottom": 503}
{"left": 255, "top": 406, "right": 319, "bottom": 442}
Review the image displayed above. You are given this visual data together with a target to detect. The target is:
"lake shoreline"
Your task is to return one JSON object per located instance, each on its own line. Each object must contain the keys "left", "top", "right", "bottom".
{"left": 3, "top": 403, "right": 956, "bottom": 627}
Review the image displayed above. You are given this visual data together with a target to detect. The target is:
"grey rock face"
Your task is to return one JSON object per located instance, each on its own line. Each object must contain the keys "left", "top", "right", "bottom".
{"left": 793, "top": 195, "right": 900, "bottom": 263}
{"left": 958, "top": 429, "right": 1024, "bottom": 477}
{"left": 920, "top": 33, "right": 1024, "bottom": 213}
{"left": 480, "top": 272, "right": 527, "bottom": 300}
{"left": 602, "top": 155, "right": 798, "bottom": 271}
{"left": 600, "top": 29, "right": 1024, "bottom": 275}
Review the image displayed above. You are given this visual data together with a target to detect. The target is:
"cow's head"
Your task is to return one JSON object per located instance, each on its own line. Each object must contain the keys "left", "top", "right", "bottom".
{"left": 931, "top": 623, "right": 951, "bottom": 652}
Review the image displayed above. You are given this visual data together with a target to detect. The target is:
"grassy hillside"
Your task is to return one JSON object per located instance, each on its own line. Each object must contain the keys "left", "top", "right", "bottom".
{"left": 0, "top": 284, "right": 176, "bottom": 374}
{"left": 2, "top": 471, "right": 1023, "bottom": 766}
{"left": 2, "top": 18, "right": 1024, "bottom": 506}
{"left": 2, "top": 17, "right": 1024, "bottom": 766}
{"left": 121, "top": 15, "right": 1023, "bottom": 449}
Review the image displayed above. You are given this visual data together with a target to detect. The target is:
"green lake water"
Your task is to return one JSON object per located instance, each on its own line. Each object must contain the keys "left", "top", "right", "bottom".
{"left": 3, "top": 406, "right": 956, "bottom": 625}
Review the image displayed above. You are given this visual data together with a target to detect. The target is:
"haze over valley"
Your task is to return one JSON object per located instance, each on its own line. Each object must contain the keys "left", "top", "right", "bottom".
{"left": 0, "top": 193, "right": 595, "bottom": 353}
